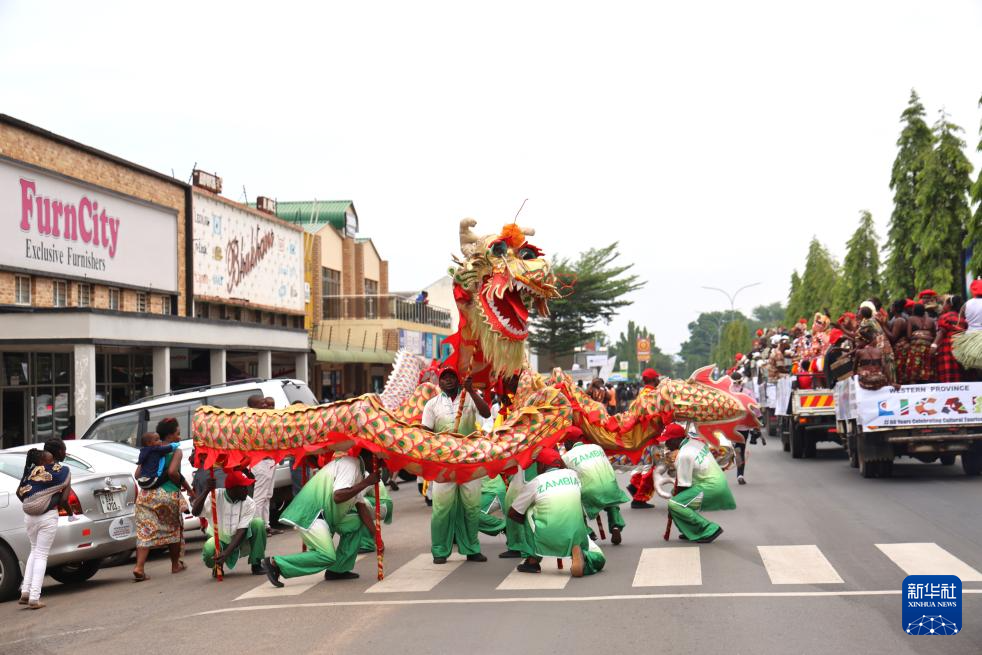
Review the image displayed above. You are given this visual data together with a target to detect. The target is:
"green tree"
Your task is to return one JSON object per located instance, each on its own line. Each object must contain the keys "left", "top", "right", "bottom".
{"left": 884, "top": 89, "right": 934, "bottom": 299}
{"left": 529, "top": 243, "right": 645, "bottom": 359}
{"left": 678, "top": 310, "right": 747, "bottom": 374}
{"left": 609, "top": 321, "right": 679, "bottom": 380}
{"left": 912, "top": 111, "right": 974, "bottom": 294}
{"left": 968, "top": 93, "right": 982, "bottom": 280}
{"left": 786, "top": 238, "right": 839, "bottom": 323}
{"left": 712, "top": 319, "right": 751, "bottom": 371}
{"left": 834, "top": 210, "right": 882, "bottom": 312}
{"left": 751, "top": 302, "right": 786, "bottom": 327}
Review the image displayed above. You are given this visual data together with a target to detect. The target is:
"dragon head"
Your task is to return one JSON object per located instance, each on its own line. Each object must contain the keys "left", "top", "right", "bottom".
{"left": 450, "top": 218, "right": 559, "bottom": 378}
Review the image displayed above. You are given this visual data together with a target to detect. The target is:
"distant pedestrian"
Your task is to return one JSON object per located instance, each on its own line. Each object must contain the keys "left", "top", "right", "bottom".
{"left": 16, "top": 439, "right": 74, "bottom": 609}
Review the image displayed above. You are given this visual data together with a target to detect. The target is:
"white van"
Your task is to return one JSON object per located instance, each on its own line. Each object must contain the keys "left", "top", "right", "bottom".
{"left": 80, "top": 378, "right": 316, "bottom": 447}
{"left": 81, "top": 378, "right": 317, "bottom": 523}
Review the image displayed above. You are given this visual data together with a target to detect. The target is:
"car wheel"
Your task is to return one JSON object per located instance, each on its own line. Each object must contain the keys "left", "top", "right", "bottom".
{"left": 48, "top": 559, "right": 101, "bottom": 585}
{"left": 102, "top": 550, "right": 134, "bottom": 567}
{"left": 0, "top": 542, "right": 21, "bottom": 601}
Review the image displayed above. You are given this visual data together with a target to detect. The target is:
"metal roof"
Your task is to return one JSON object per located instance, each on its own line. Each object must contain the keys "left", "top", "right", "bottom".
{"left": 275, "top": 200, "right": 358, "bottom": 233}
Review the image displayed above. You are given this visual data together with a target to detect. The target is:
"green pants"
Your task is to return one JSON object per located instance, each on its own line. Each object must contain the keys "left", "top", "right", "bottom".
{"left": 505, "top": 516, "right": 534, "bottom": 556}
{"left": 602, "top": 506, "right": 626, "bottom": 531}
{"left": 202, "top": 518, "right": 267, "bottom": 570}
{"left": 431, "top": 480, "right": 482, "bottom": 558}
{"left": 668, "top": 486, "right": 720, "bottom": 541}
{"left": 276, "top": 520, "right": 361, "bottom": 578}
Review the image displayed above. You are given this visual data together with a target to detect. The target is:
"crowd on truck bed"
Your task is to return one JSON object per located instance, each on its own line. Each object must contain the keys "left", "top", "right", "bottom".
{"left": 734, "top": 281, "right": 982, "bottom": 393}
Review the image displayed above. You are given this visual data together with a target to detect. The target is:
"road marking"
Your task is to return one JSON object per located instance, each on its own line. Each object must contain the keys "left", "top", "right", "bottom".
{"left": 366, "top": 553, "right": 465, "bottom": 593}
{"left": 876, "top": 543, "right": 982, "bottom": 582}
{"left": 192, "top": 589, "right": 982, "bottom": 616}
{"left": 632, "top": 547, "right": 702, "bottom": 587}
{"left": 236, "top": 554, "right": 367, "bottom": 600}
{"left": 758, "top": 545, "right": 844, "bottom": 585}
{"left": 497, "top": 560, "right": 570, "bottom": 590}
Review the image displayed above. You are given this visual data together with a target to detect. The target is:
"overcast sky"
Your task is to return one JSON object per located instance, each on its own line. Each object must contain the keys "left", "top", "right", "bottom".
{"left": 3, "top": 1, "right": 981, "bottom": 353}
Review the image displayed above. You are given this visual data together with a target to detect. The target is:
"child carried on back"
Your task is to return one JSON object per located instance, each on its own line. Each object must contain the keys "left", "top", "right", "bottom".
{"left": 136, "top": 432, "right": 179, "bottom": 489}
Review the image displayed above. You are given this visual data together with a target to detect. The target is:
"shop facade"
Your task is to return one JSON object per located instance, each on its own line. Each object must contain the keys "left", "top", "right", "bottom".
{"left": 0, "top": 115, "right": 309, "bottom": 446}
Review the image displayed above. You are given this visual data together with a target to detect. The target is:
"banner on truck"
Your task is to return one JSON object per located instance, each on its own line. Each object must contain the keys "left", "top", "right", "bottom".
{"left": 856, "top": 382, "right": 982, "bottom": 429}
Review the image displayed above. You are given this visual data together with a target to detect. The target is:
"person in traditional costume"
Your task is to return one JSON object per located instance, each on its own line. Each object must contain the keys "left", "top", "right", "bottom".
{"left": 919, "top": 289, "right": 941, "bottom": 318}
{"left": 423, "top": 365, "right": 492, "bottom": 564}
{"left": 562, "top": 440, "right": 630, "bottom": 545}
{"left": 358, "top": 482, "right": 393, "bottom": 553}
{"left": 508, "top": 448, "right": 606, "bottom": 577}
{"left": 860, "top": 302, "right": 896, "bottom": 383}
{"left": 666, "top": 424, "right": 736, "bottom": 544}
{"left": 263, "top": 450, "right": 380, "bottom": 586}
{"left": 192, "top": 470, "right": 267, "bottom": 576}
{"left": 627, "top": 368, "right": 661, "bottom": 509}
{"left": 478, "top": 475, "right": 507, "bottom": 537}
{"left": 952, "top": 280, "right": 982, "bottom": 378}
{"left": 809, "top": 313, "right": 832, "bottom": 379}
{"left": 933, "top": 295, "right": 966, "bottom": 383}
{"left": 905, "top": 301, "right": 936, "bottom": 384}
{"left": 888, "top": 299, "right": 911, "bottom": 384}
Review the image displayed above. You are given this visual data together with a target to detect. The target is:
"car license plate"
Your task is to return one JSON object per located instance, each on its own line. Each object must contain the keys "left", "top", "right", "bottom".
{"left": 99, "top": 492, "right": 123, "bottom": 514}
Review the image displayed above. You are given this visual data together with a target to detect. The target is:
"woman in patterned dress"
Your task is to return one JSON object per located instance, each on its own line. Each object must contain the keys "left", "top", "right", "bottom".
{"left": 906, "top": 303, "right": 936, "bottom": 384}
{"left": 132, "top": 418, "right": 186, "bottom": 581}
{"left": 889, "top": 299, "right": 911, "bottom": 384}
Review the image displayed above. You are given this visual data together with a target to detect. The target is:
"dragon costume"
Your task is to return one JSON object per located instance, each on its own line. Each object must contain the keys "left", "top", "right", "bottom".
{"left": 193, "top": 220, "right": 760, "bottom": 482}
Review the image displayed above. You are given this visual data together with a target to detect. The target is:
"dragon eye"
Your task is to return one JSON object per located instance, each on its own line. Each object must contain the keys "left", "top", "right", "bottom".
{"left": 490, "top": 241, "right": 508, "bottom": 257}
{"left": 518, "top": 247, "right": 536, "bottom": 260}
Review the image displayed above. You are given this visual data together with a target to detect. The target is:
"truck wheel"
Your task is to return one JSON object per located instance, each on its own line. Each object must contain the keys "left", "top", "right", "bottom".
{"left": 790, "top": 422, "right": 804, "bottom": 459}
{"left": 48, "top": 560, "right": 101, "bottom": 585}
{"left": 939, "top": 455, "right": 956, "bottom": 466}
{"left": 858, "top": 436, "right": 876, "bottom": 479}
{"left": 766, "top": 410, "right": 776, "bottom": 437}
{"left": 781, "top": 418, "right": 790, "bottom": 452}
{"left": 0, "top": 542, "right": 21, "bottom": 602}
{"left": 803, "top": 430, "right": 817, "bottom": 458}
{"left": 878, "top": 459, "right": 893, "bottom": 478}
{"left": 847, "top": 432, "right": 859, "bottom": 468}
{"left": 963, "top": 450, "right": 982, "bottom": 476}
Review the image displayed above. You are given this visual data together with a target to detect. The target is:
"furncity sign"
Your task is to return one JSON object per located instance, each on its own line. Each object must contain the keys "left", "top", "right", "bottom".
{"left": 2, "top": 158, "right": 179, "bottom": 292}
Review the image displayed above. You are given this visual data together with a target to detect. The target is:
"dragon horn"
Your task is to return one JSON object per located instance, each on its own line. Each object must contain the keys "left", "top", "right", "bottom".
{"left": 519, "top": 226, "right": 535, "bottom": 236}
{"left": 459, "top": 218, "right": 481, "bottom": 255}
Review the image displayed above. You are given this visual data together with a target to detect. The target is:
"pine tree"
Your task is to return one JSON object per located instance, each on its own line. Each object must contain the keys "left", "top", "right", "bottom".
{"left": 912, "top": 111, "right": 974, "bottom": 294}
{"left": 786, "top": 239, "right": 839, "bottom": 323}
{"left": 884, "top": 90, "right": 934, "bottom": 299}
{"left": 834, "top": 210, "right": 882, "bottom": 312}
{"left": 967, "top": 93, "right": 982, "bottom": 280}
{"left": 785, "top": 271, "right": 802, "bottom": 324}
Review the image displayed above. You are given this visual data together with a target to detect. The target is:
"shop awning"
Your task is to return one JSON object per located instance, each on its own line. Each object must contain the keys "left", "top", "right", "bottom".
{"left": 312, "top": 342, "right": 396, "bottom": 364}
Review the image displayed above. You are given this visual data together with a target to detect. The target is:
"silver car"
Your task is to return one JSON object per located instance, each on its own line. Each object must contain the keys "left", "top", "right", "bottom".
{"left": 0, "top": 452, "right": 137, "bottom": 601}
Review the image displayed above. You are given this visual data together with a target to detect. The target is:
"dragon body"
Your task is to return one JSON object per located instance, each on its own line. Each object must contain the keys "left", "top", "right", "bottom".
{"left": 192, "top": 219, "right": 760, "bottom": 481}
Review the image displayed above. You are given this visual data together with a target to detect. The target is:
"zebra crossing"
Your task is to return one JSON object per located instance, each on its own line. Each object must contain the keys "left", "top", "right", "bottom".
{"left": 233, "top": 541, "right": 982, "bottom": 601}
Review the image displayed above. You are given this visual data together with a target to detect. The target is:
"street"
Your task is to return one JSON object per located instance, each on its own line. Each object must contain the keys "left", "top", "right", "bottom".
{"left": 2, "top": 442, "right": 980, "bottom": 655}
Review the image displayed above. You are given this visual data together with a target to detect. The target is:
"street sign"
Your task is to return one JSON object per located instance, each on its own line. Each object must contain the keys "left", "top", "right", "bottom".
{"left": 636, "top": 337, "right": 651, "bottom": 362}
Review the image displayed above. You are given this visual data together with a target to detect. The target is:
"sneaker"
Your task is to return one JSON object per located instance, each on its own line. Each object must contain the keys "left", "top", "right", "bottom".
{"left": 18, "top": 594, "right": 29, "bottom": 605}
{"left": 631, "top": 501, "right": 654, "bottom": 509}
{"left": 433, "top": 556, "right": 448, "bottom": 564}
{"left": 611, "top": 527, "right": 622, "bottom": 545}
{"left": 466, "top": 553, "right": 488, "bottom": 562}
{"left": 324, "top": 570, "right": 359, "bottom": 580}
{"left": 263, "top": 557, "right": 284, "bottom": 588}
{"left": 696, "top": 527, "right": 724, "bottom": 544}
{"left": 516, "top": 561, "right": 541, "bottom": 574}
{"left": 251, "top": 563, "right": 265, "bottom": 575}
{"left": 498, "top": 549, "right": 523, "bottom": 559}
{"left": 425, "top": 498, "right": 433, "bottom": 507}
{"left": 737, "top": 475, "right": 746, "bottom": 485}
{"left": 678, "top": 534, "right": 689, "bottom": 541}
{"left": 626, "top": 484, "right": 638, "bottom": 496}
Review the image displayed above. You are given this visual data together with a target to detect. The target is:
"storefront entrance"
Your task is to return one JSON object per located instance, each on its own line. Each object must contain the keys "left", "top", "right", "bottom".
{"left": 1, "top": 389, "right": 27, "bottom": 449}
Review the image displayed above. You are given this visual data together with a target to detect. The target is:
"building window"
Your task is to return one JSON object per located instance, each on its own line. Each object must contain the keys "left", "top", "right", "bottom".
{"left": 365, "top": 279, "right": 379, "bottom": 319}
{"left": 194, "top": 301, "right": 208, "bottom": 318}
{"left": 14, "top": 275, "right": 31, "bottom": 306}
{"left": 77, "top": 283, "right": 92, "bottom": 308}
{"left": 109, "top": 288, "right": 121, "bottom": 311}
{"left": 161, "top": 296, "right": 171, "bottom": 315}
{"left": 136, "top": 292, "right": 148, "bottom": 313}
{"left": 322, "top": 268, "right": 341, "bottom": 319}
{"left": 53, "top": 280, "right": 68, "bottom": 307}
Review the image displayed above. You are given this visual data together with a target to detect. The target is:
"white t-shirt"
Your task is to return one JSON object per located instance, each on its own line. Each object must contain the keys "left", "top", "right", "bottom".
{"left": 511, "top": 468, "right": 582, "bottom": 516}
{"left": 675, "top": 438, "right": 714, "bottom": 488}
{"left": 200, "top": 492, "right": 257, "bottom": 542}
{"left": 421, "top": 391, "right": 479, "bottom": 433}
{"left": 965, "top": 298, "right": 982, "bottom": 332}
{"left": 325, "top": 456, "right": 367, "bottom": 506}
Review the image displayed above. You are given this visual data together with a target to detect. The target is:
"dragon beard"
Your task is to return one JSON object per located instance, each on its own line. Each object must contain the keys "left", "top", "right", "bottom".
{"left": 462, "top": 301, "right": 527, "bottom": 378}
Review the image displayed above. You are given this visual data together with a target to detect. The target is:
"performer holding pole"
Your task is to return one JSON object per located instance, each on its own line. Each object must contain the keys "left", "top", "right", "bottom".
{"left": 663, "top": 424, "right": 735, "bottom": 544}
{"left": 423, "top": 365, "right": 492, "bottom": 565}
